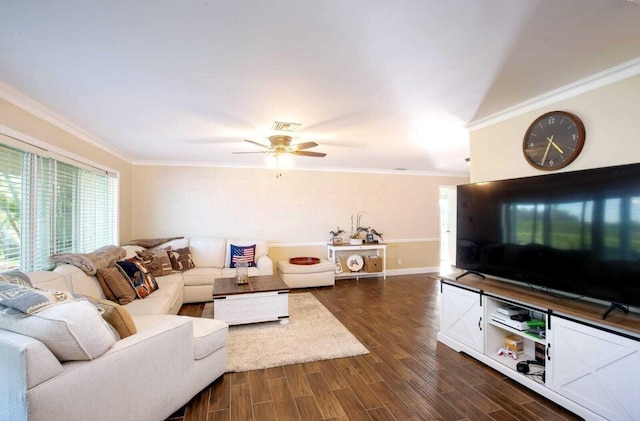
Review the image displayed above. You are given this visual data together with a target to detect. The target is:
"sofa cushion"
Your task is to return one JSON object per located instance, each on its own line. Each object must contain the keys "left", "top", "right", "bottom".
{"left": 154, "top": 273, "right": 184, "bottom": 298}
{"left": 229, "top": 244, "right": 256, "bottom": 268}
{"left": 191, "top": 317, "right": 228, "bottom": 360}
{"left": 182, "top": 267, "right": 223, "bottom": 286}
{"left": 124, "top": 294, "right": 175, "bottom": 316}
{"left": 0, "top": 270, "right": 32, "bottom": 286}
{"left": 136, "top": 248, "right": 173, "bottom": 277}
{"left": 116, "top": 259, "right": 159, "bottom": 299}
{"left": 54, "top": 264, "right": 106, "bottom": 298}
{"left": 0, "top": 297, "right": 116, "bottom": 361}
{"left": 96, "top": 266, "right": 137, "bottom": 305}
{"left": 25, "top": 271, "right": 69, "bottom": 291}
{"left": 189, "top": 238, "right": 226, "bottom": 268}
{"left": 131, "top": 315, "right": 228, "bottom": 360}
{"left": 168, "top": 247, "right": 196, "bottom": 272}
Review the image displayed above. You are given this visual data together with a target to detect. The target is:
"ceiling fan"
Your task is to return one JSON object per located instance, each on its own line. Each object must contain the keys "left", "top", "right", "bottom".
{"left": 232, "top": 135, "right": 327, "bottom": 158}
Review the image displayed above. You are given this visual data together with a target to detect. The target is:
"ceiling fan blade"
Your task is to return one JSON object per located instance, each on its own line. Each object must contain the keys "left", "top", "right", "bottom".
{"left": 293, "top": 150, "right": 327, "bottom": 157}
{"left": 243, "top": 139, "right": 270, "bottom": 148}
{"left": 291, "top": 141, "right": 319, "bottom": 150}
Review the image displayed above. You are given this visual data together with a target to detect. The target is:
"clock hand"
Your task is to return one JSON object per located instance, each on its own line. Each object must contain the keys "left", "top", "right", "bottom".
{"left": 540, "top": 139, "right": 552, "bottom": 166}
{"left": 547, "top": 135, "right": 564, "bottom": 154}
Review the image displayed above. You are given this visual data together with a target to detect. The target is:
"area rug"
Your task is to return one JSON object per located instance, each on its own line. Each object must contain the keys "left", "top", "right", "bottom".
{"left": 202, "top": 292, "right": 369, "bottom": 372}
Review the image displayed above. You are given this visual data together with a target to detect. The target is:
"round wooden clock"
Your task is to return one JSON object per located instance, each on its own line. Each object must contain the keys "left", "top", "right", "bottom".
{"left": 522, "top": 111, "right": 585, "bottom": 170}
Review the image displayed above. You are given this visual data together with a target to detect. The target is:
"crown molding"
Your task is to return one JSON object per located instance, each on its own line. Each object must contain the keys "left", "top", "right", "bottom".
{"left": 466, "top": 57, "right": 640, "bottom": 132}
{"left": 132, "top": 158, "right": 468, "bottom": 177}
{"left": 0, "top": 80, "right": 132, "bottom": 163}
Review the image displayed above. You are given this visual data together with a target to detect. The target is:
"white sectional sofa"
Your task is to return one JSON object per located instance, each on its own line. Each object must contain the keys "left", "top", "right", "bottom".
{"left": 131, "top": 237, "right": 273, "bottom": 304}
{"left": 0, "top": 270, "right": 228, "bottom": 421}
{"left": 0, "top": 237, "right": 271, "bottom": 421}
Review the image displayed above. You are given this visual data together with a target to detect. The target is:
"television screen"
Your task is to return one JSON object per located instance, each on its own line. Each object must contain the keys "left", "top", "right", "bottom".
{"left": 456, "top": 163, "right": 640, "bottom": 309}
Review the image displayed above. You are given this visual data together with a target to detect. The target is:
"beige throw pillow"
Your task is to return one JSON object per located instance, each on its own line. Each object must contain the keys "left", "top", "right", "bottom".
{"left": 90, "top": 298, "right": 137, "bottom": 339}
{"left": 96, "top": 266, "right": 137, "bottom": 305}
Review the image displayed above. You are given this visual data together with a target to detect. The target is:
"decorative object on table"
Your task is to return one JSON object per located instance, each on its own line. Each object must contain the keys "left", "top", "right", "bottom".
{"left": 369, "top": 228, "right": 384, "bottom": 241}
{"left": 334, "top": 257, "right": 343, "bottom": 274}
{"left": 346, "top": 254, "right": 364, "bottom": 272}
{"left": 329, "top": 227, "right": 345, "bottom": 244}
{"left": 289, "top": 257, "right": 321, "bottom": 265}
{"left": 522, "top": 110, "right": 585, "bottom": 171}
{"left": 234, "top": 259, "right": 249, "bottom": 284}
{"left": 366, "top": 233, "right": 375, "bottom": 243}
{"left": 363, "top": 255, "right": 382, "bottom": 272}
{"left": 349, "top": 212, "right": 367, "bottom": 244}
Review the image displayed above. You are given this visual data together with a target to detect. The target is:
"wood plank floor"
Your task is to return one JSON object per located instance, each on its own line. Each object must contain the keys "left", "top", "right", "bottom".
{"left": 169, "top": 274, "right": 583, "bottom": 421}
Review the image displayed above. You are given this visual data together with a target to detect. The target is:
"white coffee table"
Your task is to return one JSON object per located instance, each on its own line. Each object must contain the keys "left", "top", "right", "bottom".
{"left": 212, "top": 275, "right": 289, "bottom": 325}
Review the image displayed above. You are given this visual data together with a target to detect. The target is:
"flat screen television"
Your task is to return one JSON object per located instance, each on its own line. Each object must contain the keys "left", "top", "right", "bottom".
{"left": 456, "top": 162, "right": 640, "bottom": 315}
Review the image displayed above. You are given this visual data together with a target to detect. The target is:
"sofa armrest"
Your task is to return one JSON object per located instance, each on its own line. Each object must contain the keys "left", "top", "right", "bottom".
{"left": 256, "top": 255, "right": 273, "bottom": 276}
{"left": 0, "top": 329, "right": 64, "bottom": 420}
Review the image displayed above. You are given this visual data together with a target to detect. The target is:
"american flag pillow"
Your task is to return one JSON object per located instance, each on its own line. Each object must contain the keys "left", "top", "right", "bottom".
{"left": 230, "top": 244, "right": 256, "bottom": 268}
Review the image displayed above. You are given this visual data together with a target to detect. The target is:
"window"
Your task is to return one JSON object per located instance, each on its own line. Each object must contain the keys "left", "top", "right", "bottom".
{"left": 0, "top": 139, "right": 118, "bottom": 271}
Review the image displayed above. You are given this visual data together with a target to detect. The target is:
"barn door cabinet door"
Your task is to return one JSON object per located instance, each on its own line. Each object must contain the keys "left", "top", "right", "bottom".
{"left": 547, "top": 316, "right": 640, "bottom": 421}
{"left": 440, "top": 282, "right": 484, "bottom": 353}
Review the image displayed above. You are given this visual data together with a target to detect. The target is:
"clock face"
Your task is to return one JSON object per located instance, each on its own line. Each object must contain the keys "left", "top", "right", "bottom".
{"left": 522, "top": 111, "right": 585, "bottom": 170}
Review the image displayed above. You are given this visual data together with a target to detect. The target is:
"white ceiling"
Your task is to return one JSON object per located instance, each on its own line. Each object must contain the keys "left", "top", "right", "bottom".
{"left": 2, "top": 0, "right": 640, "bottom": 175}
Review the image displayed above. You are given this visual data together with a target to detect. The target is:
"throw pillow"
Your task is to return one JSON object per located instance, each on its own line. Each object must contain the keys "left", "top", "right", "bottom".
{"left": 0, "top": 269, "right": 33, "bottom": 286}
{"left": 96, "top": 266, "right": 137, "bottom": 305}
{"left": 88, "top": 297, "right": 137, "bottom": 339}
{"left": 116, "top": 259, "right": 159, "bottom": 299}
{"left": 230, "top": 244, "right": 257, "bottom": 268}
{"left": 136, "top": 248, "right": 173, "bottom": 277}
{"left": 0, "top": 284, "right": 116, "bottom": 361}
{"left": 168, "top": 247, "right": 196, "bottom": 272}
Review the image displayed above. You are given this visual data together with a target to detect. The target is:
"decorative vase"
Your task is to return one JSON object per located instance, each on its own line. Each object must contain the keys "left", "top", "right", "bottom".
{"left": 235, "top": 260, "right": 249, "bottom": 284}
{"left": 349, "top": 238, "right": 363, "bottom": 245}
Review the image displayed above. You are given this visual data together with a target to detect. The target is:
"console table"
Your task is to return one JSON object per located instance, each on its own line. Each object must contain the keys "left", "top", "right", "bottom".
{"left": 438, "top": 270, "right": 640, "bottom": 421}
{"left": 327, "top": 243, "right": 386, "bottom": 280}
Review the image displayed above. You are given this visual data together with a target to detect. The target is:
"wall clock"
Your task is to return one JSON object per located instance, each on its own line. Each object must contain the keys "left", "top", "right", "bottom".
{"left": 522, "top": 111, "right": 585, "bottom": 170}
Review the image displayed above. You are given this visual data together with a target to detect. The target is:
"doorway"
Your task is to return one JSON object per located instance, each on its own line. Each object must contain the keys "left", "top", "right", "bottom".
{"left": 438, "top": 186, "right": 457, "bottom": 272}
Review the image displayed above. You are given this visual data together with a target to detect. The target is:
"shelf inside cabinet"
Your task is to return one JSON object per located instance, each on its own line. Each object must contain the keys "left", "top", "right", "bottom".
{"left": 487, "top": 319, "right": 546, "bottom": 345}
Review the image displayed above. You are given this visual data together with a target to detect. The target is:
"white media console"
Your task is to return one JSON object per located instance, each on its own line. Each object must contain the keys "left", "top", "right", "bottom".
{"left": 437, "top": 271, "right": 640, "bottom": 421}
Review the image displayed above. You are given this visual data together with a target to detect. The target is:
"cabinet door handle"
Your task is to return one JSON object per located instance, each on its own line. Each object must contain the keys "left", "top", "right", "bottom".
{"left": 478, "top": 317, "right": 482, "bottom": 331}
{"left": 546, "top": 343, "right": 551, "bottom": 361}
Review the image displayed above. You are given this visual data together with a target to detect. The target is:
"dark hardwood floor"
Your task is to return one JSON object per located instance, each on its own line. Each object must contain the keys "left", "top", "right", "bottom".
{"left": 169, "top": 274, "right": 582, "bottom": 421}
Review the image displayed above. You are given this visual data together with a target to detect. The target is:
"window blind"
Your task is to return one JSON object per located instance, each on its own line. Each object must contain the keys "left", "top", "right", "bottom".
{"left": 0, "top": 142, "right": 118, "bottom": 271}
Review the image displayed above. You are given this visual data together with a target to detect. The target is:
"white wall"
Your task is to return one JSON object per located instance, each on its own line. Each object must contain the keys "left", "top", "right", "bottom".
{"left": 131, "top": 165, "right": 467, "bottom": 243}
{"left": 470, "top": 74, "right": 640, "bottom": 182}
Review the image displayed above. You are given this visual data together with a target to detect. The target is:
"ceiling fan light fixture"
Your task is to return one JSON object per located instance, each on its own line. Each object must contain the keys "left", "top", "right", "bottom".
{"left": 265, "top": 151, "right": 293, "bottom": 168}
